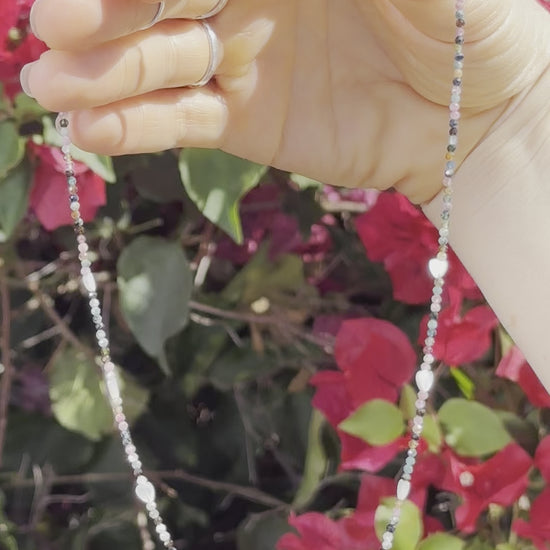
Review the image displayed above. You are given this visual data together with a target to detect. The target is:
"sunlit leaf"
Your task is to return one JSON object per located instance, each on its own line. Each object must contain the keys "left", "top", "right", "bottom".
{"left": 450, "top": 367, "right": 475, "bottom": 399}
{"left": 339, "top": 399, "right": 404, "bottom": 446}
{"left": 418, "top": 533, "right": 465, "bottom": 550}
{"left": 179, "top": 148, "right": 267, "bottom": 243}
{"left": 439, "top": 398, "right": 511, "bottom": 457}
{"left": 375, "top": 499, "right": 423, "bottom": 550}
{"left": 118, "top": 236, "right": 192, "bottom": 373}
{"left": 42, "top": 116, "right": 116, "bottom": 182}
{"left": 49, "top": 347, "right": 149, "bottom": 441}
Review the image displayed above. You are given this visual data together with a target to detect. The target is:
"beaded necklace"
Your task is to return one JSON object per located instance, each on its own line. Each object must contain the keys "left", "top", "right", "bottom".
{"left": 54, "top": 3, "right": 465, "bottom": 548}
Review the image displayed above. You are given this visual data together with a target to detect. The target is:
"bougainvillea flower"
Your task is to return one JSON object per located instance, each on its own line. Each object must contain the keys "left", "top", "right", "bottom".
{"left": 215, "top": 184, "right": 334, "bottom": 265}
{"left": 333, "top": 318, "right": 416, "bottom": 405}
{"left": 534, "top": 435, "right": 550, "bottom": 482}
{"left": 513, "top": 487, "right": 550, "bottom": 550}
{"left": 276, "top": 475, "right": 395, "bottom": 550}
{"left": 310, "top": 318, "right": 416, "bottom": 472}
{"left": 0, "top": 0, "right": 47, "bottom": 97}
{"left": 496, "top": 346, "right": 550, "bottom": 408}
{"left": 356, "top": 192, "right": 480, "bottom": 305}
{"left": 419, "top": 288, "right": 499, "bottom": 365}
{"left": 441, "top": 443, "right": 532, "bottom": 533}
{"left": 29, "top": 143, "right": 106, "bottom": 231}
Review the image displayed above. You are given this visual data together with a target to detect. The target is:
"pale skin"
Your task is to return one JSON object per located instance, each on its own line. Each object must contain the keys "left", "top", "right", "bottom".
{"left": 23, "top": 0, "right": 550, "bottom": 384}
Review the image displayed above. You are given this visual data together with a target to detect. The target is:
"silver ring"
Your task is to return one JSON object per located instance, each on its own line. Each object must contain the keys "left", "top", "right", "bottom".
{"left": 141, "top": 1, "right": 165, "bottom": 30}
{"left": 190, "top": 21, "right": 222, "bottom": 87}
{"left": 193, "top": 0, "right": 228, "bottom": 19}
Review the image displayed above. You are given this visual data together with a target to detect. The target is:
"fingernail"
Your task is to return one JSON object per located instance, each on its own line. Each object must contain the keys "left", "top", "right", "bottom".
{"left": 20, "top": 63, "right": 35, "bottom": 97}
{"left": 29, "top": 0, "right": 43, "bottom": 40}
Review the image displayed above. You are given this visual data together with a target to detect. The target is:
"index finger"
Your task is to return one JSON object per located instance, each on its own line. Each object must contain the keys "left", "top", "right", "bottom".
{"left": 30, "top": 0, "right": 227, "bottom": 50}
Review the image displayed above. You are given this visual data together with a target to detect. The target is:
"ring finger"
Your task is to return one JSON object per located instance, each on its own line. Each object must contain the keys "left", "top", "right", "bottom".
{"left": 23, "top": 19, "right": 226, "bottom": 112}
{"left": 30, "top": 0, "right": 228, "bottom": 50}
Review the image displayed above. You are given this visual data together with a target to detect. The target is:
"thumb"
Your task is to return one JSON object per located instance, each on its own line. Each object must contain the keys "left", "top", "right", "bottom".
{"left": 371, "top": 0, "right": 550, "bottom": 109}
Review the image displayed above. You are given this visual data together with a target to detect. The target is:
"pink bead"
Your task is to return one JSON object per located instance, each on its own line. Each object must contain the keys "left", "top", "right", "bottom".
{"left": 456, "top": 27, "right": 465, "bottom": 36}
{"left": 115, "top": 413, "right": 126, "bottom": 423}
{"left": 449, "top": 102, "right": 460, "bottom": 111}
{"left": 450, "top": 111, "right": 461, "bottom": 120}
{"left": 77, "top": 235, "right": 86, "bottom": 244}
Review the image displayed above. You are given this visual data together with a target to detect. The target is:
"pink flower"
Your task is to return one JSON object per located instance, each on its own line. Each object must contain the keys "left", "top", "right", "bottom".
{"left": 356, "top": 192, "right": 480, "bottom": 305}
{"left": 513, "top": 487, "right": 550, "bottom": 550}
{"left": 333, "top": 318, "right": 416, "bottom": 405}
{"left": 29, "top": 143, "right": 106, "bottom": 231}
{"left": 419, "top": 289, "right": 499, "bottom": 365}
{"left": 311, "top": 318, "right": 416, "bottom": 471}
{"left": 496, "top": 346, "right": 550, "bottom": 408}
{"left": 277, "top": 475, "right": 395, "bottom": 550}
{"left": 534, "top": 435, "right": 550, "bottom": 482}
{"left": 441, "top": 443, "right": 532, "bottom": 533}
{"left": 511, "top": 437, "right": 550, "bottom": 548}
{"left": 0, "top": 0, "right": 47, "bottom": 98}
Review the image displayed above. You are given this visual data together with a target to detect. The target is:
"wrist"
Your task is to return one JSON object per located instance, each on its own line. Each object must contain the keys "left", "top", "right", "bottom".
{"left": 422, "top": 62, "right": 550, "bottom": 383}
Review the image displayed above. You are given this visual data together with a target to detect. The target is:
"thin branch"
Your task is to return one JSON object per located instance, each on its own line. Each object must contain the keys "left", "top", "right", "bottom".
{"left": 33, "top": 289, "right": 96, "bottom": 364}
{"left": 0, "top": 469, "right": 288, "bottom": 510}
{"left": 189, "top": 300, "right": 332, "bottom": 351}
{"left": 0, "top": 269, "right": 14, "bottom": 468}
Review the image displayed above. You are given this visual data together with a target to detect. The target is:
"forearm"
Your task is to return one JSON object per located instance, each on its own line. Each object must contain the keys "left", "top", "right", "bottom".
{"left": 422, "top": 63, "right": 550, "bottom": 387}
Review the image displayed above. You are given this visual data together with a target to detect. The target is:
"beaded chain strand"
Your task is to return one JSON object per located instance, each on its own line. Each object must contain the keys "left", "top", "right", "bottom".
{"left": 55, "top": 115, "right": 177, "bottom": 550}
{"left": 55, "top": 2, "right": 465, "bottom": 548}
{"left": 378, "top": 3, "right": 465, "bottom": 549}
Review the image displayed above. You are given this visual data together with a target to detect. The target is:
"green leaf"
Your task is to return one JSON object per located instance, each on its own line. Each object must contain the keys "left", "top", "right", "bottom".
{"left": 438, "top": 398, "right": 512, "bottom": 457}
{"left": 418, "top": 533, "right": 465, "bottom": 550}
{"left": 179, "top": 148, "right": 267, "bottom": 243}
{"left": 42, "top": 116, "right": 116, "bottom": 182}
{"left": 222, "top": 243, "right": 310, "bottom": 306}
{"left": 0, "top": 491, "right": 18, "bottom": 550}
{"left": 49, "top": 347, "right": 149, "bottom": 441}
{"left": 399, "top": 384, "right": 416, "bottom": 419}
{"left": 375, "top": 499, "right": 423, "bottom": 550}
{"left": 117, "top": 236, "right": 192, "bottom": 373}
{"left": 339, "top": 399, "right": 404, "bottom": 446}
{"left": 13, "top": 92, "right": 49, "bottom": 123}
{"left": 422, "top": 413, "right": 443, "bottom": 452}
{"left": 289, "top": 173, "right": 323, "bottom": 190}
{"left": 293, "top": 409, "right": 328, "bottom": 508}
{"left": 0, "top": 120, "right": 24, "bottom": 178}
{"left": 3, "top": 410, "right": 95, "bottom": 473}
{"left": 450, "top": 367, "right": 476, "bottom": 399}
{"left": 0, "top": 162, "right": 31, "bottom": 242}
{"left": 237, "top": 513, "right": 292, "bottom": 550}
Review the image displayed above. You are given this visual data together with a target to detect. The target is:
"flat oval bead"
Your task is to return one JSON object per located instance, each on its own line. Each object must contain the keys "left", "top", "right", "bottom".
{"left": 396, "top": 479, "right": 411, "bottom": 501}
{"left": 135, "top": 478, "right": 156, "bottom": 503}
{"left": 416, "top": 370, "right": 434, "bottom": 392}
{"left": 82, "top": 271, "right": 97, "bottom": 293}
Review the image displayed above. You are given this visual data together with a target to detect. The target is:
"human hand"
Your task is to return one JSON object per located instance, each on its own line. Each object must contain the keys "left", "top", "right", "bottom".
{"left": 23, "top": 0, "right": 550, "bottom": 203}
